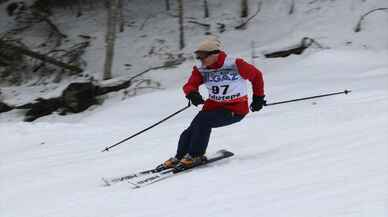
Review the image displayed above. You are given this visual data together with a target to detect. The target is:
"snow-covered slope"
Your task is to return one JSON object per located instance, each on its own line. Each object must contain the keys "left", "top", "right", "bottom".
{"left": 1, "top": 0, "right": 388, "bottom": 217}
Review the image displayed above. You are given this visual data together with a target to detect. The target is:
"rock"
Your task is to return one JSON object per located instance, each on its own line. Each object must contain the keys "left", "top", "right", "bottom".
{"left": 0, "top": 101, "right": 13, "bottom": 113}
{"left": 24, "top": 98, "right": 62, "bottom": 122}
{"left": 62, "top": 82, "right": 98, "bottom": 113}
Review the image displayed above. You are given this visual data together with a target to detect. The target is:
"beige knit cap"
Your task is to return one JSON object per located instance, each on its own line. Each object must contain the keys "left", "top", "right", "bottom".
{"left": 195, "top": 36, "right": 223, "bottom": 53}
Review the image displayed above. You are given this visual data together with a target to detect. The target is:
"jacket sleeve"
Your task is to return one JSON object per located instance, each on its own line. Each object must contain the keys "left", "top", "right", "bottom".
{"left": 235, "top": 58, "right": 265, "bottom": 96}
{"left": 183, "top": 66, "right": 204, "bottom": 96}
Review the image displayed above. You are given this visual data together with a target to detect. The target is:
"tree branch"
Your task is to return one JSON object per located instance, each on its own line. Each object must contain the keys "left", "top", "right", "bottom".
{"left": 354, "top": 8, "right": 388, "bottom": 32}
{"left": 187, "top": 20, "right": 211, "bottom": 28}
{"left": 0, "top": 40, "right": 83, "bottom": 73}
{"left": 235, "top": 1, "right": 262, "bottom": 30}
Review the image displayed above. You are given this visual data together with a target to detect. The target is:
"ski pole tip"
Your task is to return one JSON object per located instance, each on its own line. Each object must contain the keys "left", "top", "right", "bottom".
{"left": 344, "top": 89, "right": 351, "bottom": 94}
{"left": 102, "top": 147, "right": 110, "bottom": 152}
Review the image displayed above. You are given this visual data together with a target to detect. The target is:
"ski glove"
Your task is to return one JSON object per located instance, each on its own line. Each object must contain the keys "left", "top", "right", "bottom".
{"left": 250, "top": 95, "right": 266, "bottom": 112}
{"left": 186, "top": 92, "right": 205, "bottom": 106}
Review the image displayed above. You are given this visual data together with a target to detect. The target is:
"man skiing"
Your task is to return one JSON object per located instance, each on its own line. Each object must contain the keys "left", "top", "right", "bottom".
{"left": 159, "top": 36, "right": 266, "bottom": 171}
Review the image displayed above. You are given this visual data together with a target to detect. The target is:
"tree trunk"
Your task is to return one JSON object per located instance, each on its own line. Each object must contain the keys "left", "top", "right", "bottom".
{"left": 289, "top": 0, "right": 295, "bottom": 15}
{"left": 76, "top": 0, "right": 82, "bottom": 17}
{"left": 165, "top": 0, "right": 170, "bottom": 11}
{"left": 177, "top": 0, "right": 184, "bottom": 50}
{"left": 241, "top": 0, "right": 248, "bottom": 18}
{"left": 204, "top": 0, "right": 209, "bottom": 18}
{"left": 118, "top": 0, "right": 125, "bottom": 32}
{"left": 103, "top": 0, "right": 119, "bottom": 80}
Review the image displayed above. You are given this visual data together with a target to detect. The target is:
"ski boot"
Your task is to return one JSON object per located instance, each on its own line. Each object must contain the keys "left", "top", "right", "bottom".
{"left": 174, "top": 153, "right": 207, "bottom": 172}
{"left": 155, "top": 157, "right": 179, "bottom": 172}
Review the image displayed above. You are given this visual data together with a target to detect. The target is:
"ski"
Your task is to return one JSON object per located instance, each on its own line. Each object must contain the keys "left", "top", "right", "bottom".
{"left": 101, "top": 167, "right": 169, "bottom": 186}
{"left": 128, "top": 149, "right": 234, "bottom": 189}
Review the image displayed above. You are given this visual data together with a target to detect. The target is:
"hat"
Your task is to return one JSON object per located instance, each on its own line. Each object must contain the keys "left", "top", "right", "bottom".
{"left": 195, "top": 36, "right": 223, "bottom": 53}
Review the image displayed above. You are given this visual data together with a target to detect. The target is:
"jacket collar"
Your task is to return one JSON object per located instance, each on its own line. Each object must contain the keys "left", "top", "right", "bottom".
{"left": 206, "top": 51, "right": 227, "bottom": 69}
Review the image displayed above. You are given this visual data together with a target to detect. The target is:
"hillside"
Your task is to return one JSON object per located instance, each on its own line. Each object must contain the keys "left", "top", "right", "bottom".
{"left": 1, "top": 0, "right": 388, "bottom": 217}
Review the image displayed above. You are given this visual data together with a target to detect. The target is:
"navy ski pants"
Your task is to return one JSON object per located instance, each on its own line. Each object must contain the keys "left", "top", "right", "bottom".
{"left": 176, "top": 109, "right": 245, "bottom": 158}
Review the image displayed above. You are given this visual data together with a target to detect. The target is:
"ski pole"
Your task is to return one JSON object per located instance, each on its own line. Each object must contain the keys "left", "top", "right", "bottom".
{"left": 102, "top": 101, "right": 191, "bottom": 152}
{"left": 264, "top": 89, "right": 351, "bottom": 106}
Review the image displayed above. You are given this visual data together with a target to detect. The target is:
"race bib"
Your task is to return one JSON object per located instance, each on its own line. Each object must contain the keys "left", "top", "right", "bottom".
{"left": 198, "top": 57, "right": 247, "bottom": 102}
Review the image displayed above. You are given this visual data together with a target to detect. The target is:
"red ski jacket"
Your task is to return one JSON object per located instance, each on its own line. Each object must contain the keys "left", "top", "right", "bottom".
{"left": 183, "top": 51, "right": 265, "bottom": 115}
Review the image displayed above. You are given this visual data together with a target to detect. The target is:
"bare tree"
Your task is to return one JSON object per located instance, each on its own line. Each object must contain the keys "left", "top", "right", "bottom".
{"left": 204, "top": 0, "right": 209, "bottom": 18}
{"left": 0, "top": 39, "right": 83, "bottom": 73}
{"left": 177, "top": 0, "right": 184, "bottom": 49}
{"left": 235, "top": 0, "right": 262, "bottom": 30}
{"left": 118, "top": 0, "right": 125, "bottom": 32}
{"left": 165, "top": 0, "right": 170, "bottom": 11}
{"left": 0, "top": 0, "right": 11, "bottom": 5}
{"left": 103, "top": 0, "right": 119, "bottom": 80}
{"left": 289, "top": 0, "right": 295, "bottom": 15}
{"left": 76, "top": 0, "right": 82, "bottom": 17}
{"left": 241, "top": 0, "right": 248, "bottom": 18}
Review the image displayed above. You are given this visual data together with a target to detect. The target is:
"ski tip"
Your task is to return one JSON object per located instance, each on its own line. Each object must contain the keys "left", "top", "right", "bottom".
{"left": 217, "top": 149, "right": 234, "bottom": 156}
{"left": 101, "top": 178, "right": 111, "bottom": 187}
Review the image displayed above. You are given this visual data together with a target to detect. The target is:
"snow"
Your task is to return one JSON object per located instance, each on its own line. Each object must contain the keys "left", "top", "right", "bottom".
{"left": 1, "top": 0, "right": 388, "bottom": 217}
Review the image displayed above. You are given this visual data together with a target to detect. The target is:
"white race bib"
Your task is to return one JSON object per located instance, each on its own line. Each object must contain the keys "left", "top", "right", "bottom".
{"left": 197, "top": 57, "right": 247, "bottom": 102}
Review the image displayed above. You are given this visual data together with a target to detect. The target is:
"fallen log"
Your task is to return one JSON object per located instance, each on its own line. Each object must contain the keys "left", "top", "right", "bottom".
{"left": 264, "top": 37, "right": 325, "bottom": 58}
{"left": 4, "top": 57, "right": 185, "bottom": 121}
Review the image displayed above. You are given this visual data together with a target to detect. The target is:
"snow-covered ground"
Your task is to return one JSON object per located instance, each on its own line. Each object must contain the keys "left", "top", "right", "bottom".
{"left": 1, "top": 0, "right": 388, "bottom": 217}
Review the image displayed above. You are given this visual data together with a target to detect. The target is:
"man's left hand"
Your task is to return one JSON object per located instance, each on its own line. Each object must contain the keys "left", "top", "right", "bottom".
{"left": 250, "top": 95, "right": 266, "bottom": 112}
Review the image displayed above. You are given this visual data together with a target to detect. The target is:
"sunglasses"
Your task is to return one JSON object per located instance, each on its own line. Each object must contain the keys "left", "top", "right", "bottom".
{"left": 195, "top": 50, "right": 220, "bottom": 60}
{"left": 195, "top": 53, "right": 210, "bottom": 60}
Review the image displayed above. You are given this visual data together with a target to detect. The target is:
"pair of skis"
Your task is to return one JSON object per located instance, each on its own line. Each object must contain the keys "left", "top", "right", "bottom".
{"left": 102, "top": 149, "right": 234, "bottom": 189}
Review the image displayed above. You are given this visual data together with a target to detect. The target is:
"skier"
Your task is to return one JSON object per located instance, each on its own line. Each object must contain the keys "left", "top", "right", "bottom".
{"left": 159, "top": 36, "right": 266, "bottom": 171}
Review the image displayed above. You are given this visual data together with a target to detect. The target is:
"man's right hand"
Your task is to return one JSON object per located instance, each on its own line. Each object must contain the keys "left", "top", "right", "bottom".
{"left": 186, "top": 92, "right": 205, "bottom": 106}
